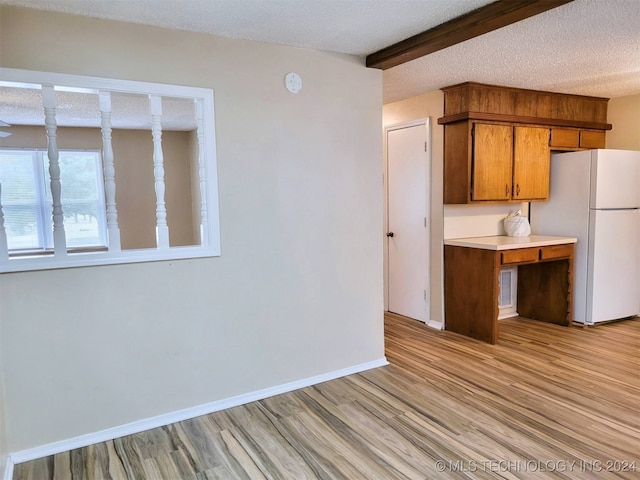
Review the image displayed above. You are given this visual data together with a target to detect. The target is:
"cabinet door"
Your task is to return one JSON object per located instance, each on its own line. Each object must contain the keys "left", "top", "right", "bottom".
{"left": 472, "top": 123, "right": 513, "bottom": 201}
{"left": 580, "top": 130, "right": 606, "bottom": 149}
{"left": 513, "top": 126, "right": 550, "bottom": 200}
{"left": 549, "top": 128, "right": 579, "bottom": 149}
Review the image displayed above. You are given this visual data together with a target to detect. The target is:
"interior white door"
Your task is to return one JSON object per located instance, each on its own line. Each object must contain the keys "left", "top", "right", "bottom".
{"left": 387, "top": 122, "right": 429, "bottom": 322}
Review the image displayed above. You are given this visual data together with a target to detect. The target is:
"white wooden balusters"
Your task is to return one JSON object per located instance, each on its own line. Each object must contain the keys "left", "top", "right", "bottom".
{"left": 0, "top": 183, "right": 8, "bottom": 262}
{"left": 195, "top": 99, "right": 208, "bottom": 246}
{"left": 149, "top": 95, "right": 169, "bottom": 249}
{"left": 0, "top": 68, "right": 221, "bottom": 273}
{"left": 42, "top": 85, "right": 67, "bottom": 256}
{"left": 99, "top": 91, "right": 121, "bottom": 252}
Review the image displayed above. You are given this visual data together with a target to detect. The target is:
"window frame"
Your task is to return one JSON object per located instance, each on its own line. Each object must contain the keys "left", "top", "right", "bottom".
{"left": 0, "top": 68, "right": 221, "bottom": 273}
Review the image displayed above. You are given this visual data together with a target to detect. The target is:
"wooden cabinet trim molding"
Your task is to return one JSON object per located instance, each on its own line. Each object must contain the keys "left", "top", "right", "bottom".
{"left": 437, "top": 112, "right": 612, "bottom": 130}
{"left": 441, "top": 81, "right": 610, "bottom": 102}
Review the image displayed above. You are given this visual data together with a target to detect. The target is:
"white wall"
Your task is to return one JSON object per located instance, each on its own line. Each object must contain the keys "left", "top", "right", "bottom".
{"left": 0, "top": 329, "right": 8, "bottom": 479}
{"left": 0, "top": 6, "right": 384, "bottom": 452}
{"left": 443, "top": 204, "right": 526, "bottom": 239}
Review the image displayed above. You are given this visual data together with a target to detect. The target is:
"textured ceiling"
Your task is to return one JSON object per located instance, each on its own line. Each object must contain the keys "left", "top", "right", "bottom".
{"left": 383, "top": 0, "right": 640, "bottom": 103}
{"left": 0, "top": 0, "right": 494, "bottom": 56}
{"left": 0, "top": 86, "right": 198, "bottom": 130}
{"left": 0, "top": 0, "right": 638, "bottom": 130}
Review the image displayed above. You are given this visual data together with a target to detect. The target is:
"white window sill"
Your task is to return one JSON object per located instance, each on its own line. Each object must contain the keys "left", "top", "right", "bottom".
{"left": 0, "top": 245, "right": 220, "bottom": 273}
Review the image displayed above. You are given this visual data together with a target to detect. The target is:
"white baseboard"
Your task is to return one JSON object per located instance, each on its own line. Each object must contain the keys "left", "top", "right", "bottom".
{"left": 10, "top": 357, "right": 388, "bottom": 465}
{"left": 3, "top": 456, "right": 13, "bottom": 480}
{"left": 425, "top": 319, "right": 443, "bottom": 330}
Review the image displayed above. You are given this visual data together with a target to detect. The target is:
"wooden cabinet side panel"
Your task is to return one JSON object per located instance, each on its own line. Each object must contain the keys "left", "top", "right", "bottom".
{"left": 444, "top": 122, "right": 472, "bottom": 204}
{"left": 472, "top": 123, "right": 513, "bottom": 201}
{"left": 513, "top": 126, "right": 551, "bottom": 200}
{"left": 444, "top": 246, "right": 499, "bottom": 344}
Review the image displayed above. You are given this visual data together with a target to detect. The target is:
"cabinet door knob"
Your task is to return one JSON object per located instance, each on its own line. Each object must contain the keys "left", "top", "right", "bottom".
{"left": 516, "top": 184, "right": 520, "bottom": 196}
{"left": 386, "top": 232, "right": 394, "bottom": 237}
{"left": 505, "top": 184, "right": 509, "bottom": 197}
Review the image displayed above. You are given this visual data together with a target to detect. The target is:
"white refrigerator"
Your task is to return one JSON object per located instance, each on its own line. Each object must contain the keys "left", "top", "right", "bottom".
{"left": 530, "top": 149, "right": 640, "bottom": 324}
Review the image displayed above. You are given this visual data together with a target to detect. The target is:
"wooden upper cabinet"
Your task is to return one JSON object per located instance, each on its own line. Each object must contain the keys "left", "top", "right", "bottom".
{"left": 444, "top": 122, "right": 551, "bottom": 204}
{"left": 579, "top": 130, "right": 606, "bottom": 149}
{"left": 440, "top": 82, "right": 612, "bottom": 204}
{"left": 549, "top": 127, "right": 606, "bottom": 150}
{"left": 549, "top": 128, "right": 580, "bottom": 149}
{"left": 472, "top": 123, "right": 513, "bottom": 201}
{"left": 440, "top": 82, "right": 611, "bottom": 130}
{"left": 513, "top": 126, "right": 550, "bottom": 200}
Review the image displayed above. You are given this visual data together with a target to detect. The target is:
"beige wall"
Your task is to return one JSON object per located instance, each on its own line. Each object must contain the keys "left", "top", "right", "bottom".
{"left": 112, "top": 129, "right": 195, "bottom": 248}
{"left": 606, "top": 94, "right": 640, "bottom": 150}
{"left": 1, "top": 125, "right": 196, "bottom": 248}
{"left": 0, "top": 6, "right": 383, "bottom": 452}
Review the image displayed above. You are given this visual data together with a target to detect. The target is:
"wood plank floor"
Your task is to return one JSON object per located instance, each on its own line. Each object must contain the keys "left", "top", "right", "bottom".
{"left": 14, "top": 313, "right": 640, "bottom": 479}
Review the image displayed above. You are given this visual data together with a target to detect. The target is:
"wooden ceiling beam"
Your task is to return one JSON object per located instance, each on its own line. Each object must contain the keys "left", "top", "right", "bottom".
{"left": 366, "top": 0, "right": 574, "bottom": 70}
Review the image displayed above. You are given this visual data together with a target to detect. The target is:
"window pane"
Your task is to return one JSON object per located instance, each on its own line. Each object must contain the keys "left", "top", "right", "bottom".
{"left": 0, "top": 151, "right": 43, "bottom": 250}
{"left": 3, "top": 206, "right": 40, "bottom": 249}
{"left": 43, "top": 151, "right": 106, "bottom": 248}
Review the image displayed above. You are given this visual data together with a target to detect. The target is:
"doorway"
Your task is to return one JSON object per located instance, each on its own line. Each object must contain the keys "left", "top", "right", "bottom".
{"left": 384, "top": 119, "right": 430, "bottom": 323}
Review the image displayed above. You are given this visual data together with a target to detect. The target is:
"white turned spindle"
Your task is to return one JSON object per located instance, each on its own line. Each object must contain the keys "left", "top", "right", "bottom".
{"left": 149, "top": 95, "right": 169, "bottom": 248}
{"left": 0, "top": 183, "right": 8, "bottom": 261}
{"left": 99, "top": 91, "right": 121, "bottom": 251}
{"left": 42, "top": 85, "right": 67, "bottom": 256}
{"left": 195, "top": 99, "right": 208, "bottom": 246}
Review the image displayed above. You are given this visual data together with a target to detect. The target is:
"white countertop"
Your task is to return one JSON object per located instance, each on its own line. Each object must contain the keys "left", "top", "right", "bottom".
{"left": 444, "top": 235, "right": 577, "bottom": 251}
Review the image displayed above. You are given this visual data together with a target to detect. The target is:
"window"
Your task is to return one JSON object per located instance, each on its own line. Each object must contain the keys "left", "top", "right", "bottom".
{"left": 0, "top": 149, "right": 106, "bottom": 252}
{"left": 0, "top": 67, "right": 220, "bottom": 273}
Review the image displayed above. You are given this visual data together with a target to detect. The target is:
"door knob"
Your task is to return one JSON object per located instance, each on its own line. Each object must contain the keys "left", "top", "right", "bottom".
{"left": 386, "top": 232, "right": 394, "bottom": 237}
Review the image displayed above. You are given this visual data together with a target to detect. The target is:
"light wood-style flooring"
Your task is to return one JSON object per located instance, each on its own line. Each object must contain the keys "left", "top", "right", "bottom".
{"left": 14, "top": 313, "right": 640, "bottom": 479}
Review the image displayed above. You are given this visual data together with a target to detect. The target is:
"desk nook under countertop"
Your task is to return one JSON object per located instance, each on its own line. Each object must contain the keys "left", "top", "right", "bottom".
{"left": 444, "top": 235, "right": 577, "bottom": 344}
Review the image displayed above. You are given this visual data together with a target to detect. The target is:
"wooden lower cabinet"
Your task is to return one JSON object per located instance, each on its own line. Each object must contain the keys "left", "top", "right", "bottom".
{"left": 444, "top": 243, "right": 574, "bottom": 344}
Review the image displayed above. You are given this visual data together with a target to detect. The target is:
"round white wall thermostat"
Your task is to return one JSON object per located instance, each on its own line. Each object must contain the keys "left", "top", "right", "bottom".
{"left": 285, "top": 72, "right": 302, "bottom": 94}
